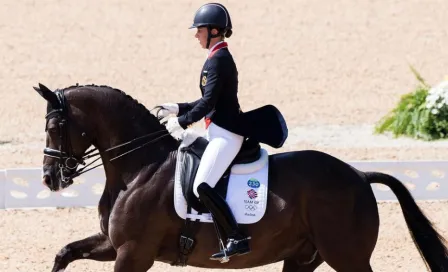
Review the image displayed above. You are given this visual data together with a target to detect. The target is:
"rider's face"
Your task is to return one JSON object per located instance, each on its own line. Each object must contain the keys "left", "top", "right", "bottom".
{"left": 195, "top": 27, "right": 208, "bottom": 48}
{"left": 195, "top": 27, "right": 219, "bottom": 49}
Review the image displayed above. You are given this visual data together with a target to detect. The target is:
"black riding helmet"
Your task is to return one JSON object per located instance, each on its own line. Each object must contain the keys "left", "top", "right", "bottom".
{"left": 189, "top": 3, "right": 233, "bottom": 49}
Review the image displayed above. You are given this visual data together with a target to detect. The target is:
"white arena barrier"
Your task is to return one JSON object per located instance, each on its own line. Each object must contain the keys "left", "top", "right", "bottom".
{"left": 0, "top": 170, "right": 5, "bottom": 209}
{"left": 350, "top": 160, "right": 446, "bottom": 201}
{"left": 0, "top": 160, "right": 447, "bottom": 209}
{"left": 3, "top": 167, "right": 105, "bottom": 209}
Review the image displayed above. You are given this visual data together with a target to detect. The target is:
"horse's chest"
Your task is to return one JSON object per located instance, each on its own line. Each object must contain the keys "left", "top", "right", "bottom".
{"left": 107, "top": 184, "right": 163, "bottom": 247}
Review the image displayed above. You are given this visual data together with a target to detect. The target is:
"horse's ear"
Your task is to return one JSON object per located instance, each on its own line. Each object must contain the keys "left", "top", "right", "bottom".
{"left": 33, "top": 83, "right": 60, "bottom": 108}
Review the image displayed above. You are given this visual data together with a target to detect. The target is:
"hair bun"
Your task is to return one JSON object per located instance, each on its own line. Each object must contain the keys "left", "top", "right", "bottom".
{"left": 225, "top": 29, "right": 233, "bottom": 38}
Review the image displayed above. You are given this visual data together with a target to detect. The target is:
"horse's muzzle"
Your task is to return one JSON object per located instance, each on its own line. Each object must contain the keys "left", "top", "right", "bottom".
{"left": 42, "top": 164, "right": 61, "bottom": 191}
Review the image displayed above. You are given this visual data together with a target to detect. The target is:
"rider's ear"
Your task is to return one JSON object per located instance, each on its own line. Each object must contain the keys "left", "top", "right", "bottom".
{"left": 33, "top": 83, "right": 60, "bottom": 109}
{"left": 211, "top": 28, "right": 219, "bottom": 36}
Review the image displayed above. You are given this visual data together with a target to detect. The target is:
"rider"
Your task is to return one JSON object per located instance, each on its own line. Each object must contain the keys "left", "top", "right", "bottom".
{"left": 158, "top": 2, "right": 251, "bottom": 261}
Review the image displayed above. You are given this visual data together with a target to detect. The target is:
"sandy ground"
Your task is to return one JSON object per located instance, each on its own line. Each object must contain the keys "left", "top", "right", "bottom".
{"left": 1, "top": 202, "right": 448, "bottom": 272}
{"left": 1, "top": 0, "right": 448, "bottom": 271}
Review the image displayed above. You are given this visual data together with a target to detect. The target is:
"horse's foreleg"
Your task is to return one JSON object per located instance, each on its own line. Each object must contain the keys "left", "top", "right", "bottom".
{"left": 282, "top": 254, "right": 324, "bottom": 272}
{"left": 51, "top": 232, "right": 116, "bottom": 272}
{"left": 114, "top": 241, "right": 155, "bottom": 272}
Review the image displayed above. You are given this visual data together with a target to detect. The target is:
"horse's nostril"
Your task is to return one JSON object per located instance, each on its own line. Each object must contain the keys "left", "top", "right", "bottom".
{"left": 42, "top": 175, "right": 51, "bottom": 187}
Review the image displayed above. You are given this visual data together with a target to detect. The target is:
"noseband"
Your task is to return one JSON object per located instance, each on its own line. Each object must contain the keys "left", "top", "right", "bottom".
{"left": 43, "top": 90, "right": 171, "bottom": 185}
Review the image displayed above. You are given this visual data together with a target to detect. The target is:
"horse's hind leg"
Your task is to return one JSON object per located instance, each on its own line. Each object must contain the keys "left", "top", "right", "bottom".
{"left": 308, "top": 183, "right": 378, "bottom": 272}
{"left": 282, "top": 253, "right": 324, "bottom": 271}
{"left": 51, "top": 232, "right": 116, "bottom": 272}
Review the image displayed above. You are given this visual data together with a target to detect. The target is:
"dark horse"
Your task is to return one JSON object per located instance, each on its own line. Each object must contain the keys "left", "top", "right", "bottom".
{"left": 33, "top": 83, "right": 448, "bottom": 272}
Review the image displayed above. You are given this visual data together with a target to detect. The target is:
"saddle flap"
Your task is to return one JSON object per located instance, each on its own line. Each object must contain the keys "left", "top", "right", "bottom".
{"left": 178, "top": 136, "right": 230, "bottom": 213}
{"left": 179, "top": 141, "right": 205, "bottom": 213}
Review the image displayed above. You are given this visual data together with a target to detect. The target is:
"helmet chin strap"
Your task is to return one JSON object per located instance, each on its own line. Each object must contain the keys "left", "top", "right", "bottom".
{"left": 206, "top": 25, "right": 222, "bottom": 49}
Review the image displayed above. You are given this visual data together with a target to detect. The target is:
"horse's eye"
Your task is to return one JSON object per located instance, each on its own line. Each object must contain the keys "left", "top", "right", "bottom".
{"left": 47, "top": 127, "right": 58, "bottom": 134}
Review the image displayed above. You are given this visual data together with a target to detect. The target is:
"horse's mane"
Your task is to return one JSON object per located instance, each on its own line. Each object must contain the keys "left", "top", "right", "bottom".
{"left": 59, "top": 83, "right": 165, "bottom": 130}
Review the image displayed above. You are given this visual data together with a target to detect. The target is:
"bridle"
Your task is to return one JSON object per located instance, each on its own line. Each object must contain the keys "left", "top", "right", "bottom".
{"left": 43, "top": 89, "right": 171, "bottom": 186}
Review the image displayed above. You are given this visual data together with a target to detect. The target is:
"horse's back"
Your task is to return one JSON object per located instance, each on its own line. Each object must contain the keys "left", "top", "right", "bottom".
{"left": 266, "top": 149, "right": 373, "bottom": 213}
{"left": 268, "top": 149, "right": 364, "bottom": 186}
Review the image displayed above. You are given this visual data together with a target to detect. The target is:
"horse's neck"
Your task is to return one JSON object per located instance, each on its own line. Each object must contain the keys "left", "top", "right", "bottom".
{"left": 94, "top": 119, "right": 178, "bottom": 231}
{"left": 90, "top": 103, "right": 179, "bottom": 186}
{"left": 67, "top": 87, "right": 180, "bottom": 230}
{"left": 98, "top": 130, "right": 178, "bottom": 184}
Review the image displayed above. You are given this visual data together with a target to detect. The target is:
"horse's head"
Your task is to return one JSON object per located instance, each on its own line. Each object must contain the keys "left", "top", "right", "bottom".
{"left": 34, "top": 82, "right": 178, "bottom": 192}
{"left": 34, "top": 83, "right": 93, "bottom": 191}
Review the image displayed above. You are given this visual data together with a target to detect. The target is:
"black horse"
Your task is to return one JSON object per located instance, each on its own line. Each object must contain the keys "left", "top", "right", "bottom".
{"left": 33, "top": 83, "right": 448, "bottom": 272}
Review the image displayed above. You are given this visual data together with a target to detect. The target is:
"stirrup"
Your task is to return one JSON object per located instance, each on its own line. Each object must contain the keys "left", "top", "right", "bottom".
{"left": 210, "top": 236, "right": 231, "bottom": 263}
{"left": 218, "top": 239, "right": 230, "bottom": 264}
{"left": 210, "top": 236, "right": 252, "bottom": 263}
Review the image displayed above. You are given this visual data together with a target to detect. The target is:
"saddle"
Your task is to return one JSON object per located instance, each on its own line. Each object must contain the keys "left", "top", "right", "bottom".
{"left": 177, "top": 136, "right": 261, "bottom": 213}
{"left": 174, "top": 133, "right": 266, "bottom": 267}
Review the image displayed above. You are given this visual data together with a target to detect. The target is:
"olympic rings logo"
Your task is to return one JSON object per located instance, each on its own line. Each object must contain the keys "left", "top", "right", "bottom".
{"left": 245, "top": 205, "right": 257, "bottom": 211}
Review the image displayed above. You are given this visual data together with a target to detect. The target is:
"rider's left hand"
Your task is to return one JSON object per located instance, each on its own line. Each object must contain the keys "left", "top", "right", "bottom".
{"left": 158, "top": 103, "right": 179, "bottom": 118}
{"left": 166, "top": 117, "right": 182, "bottom": 134}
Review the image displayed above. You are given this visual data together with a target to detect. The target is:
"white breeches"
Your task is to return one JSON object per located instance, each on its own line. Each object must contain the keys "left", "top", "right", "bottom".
{"left": 192, "top": 122, "right": 244, "bottom": 197}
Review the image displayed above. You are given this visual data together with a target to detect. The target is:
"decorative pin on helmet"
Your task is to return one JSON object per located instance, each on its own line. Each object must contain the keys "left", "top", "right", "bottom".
{"left": 189, "top": 3, "right": 233, "bottom": 49}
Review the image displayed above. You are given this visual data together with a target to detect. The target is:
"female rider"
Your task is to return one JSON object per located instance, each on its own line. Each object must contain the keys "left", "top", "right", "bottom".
{"left": 158, "top": 2, "right": 251, "bottom": 261}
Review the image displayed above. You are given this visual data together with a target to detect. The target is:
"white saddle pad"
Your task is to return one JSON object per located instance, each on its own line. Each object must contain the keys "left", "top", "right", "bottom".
{"left": 173, "top": 144, "right": 269, "bottom": 224}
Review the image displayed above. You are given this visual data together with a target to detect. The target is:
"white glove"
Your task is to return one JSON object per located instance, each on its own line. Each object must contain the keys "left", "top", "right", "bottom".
{"left": 166, "top": 117, "right": 183, "bottom": 134}
{"left": 158, "top": 103, "right": 179, "bottom": 118}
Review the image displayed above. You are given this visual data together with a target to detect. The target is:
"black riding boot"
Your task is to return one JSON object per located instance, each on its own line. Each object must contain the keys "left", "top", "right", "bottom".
{"left": 196, "top": 183, "right": 251, "bottom": 261}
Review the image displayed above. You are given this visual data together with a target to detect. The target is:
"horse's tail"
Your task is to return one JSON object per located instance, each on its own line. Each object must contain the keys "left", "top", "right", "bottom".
{"left": 365, "top": 171, "right": 448, "bottom": 271}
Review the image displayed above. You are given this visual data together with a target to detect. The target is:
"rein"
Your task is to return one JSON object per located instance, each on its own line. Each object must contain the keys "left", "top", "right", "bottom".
{"left": 59, "top": 130, "right": 170, "bottom": 180}
{"left": 43, "top": 90, "right": 171, "bottom": 185}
